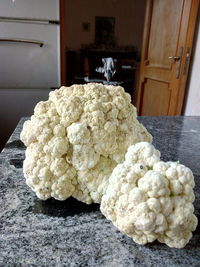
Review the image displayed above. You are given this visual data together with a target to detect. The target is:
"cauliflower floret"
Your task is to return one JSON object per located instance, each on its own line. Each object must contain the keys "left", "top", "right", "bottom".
{"left": 44, "top": 136, "right": 69, "bottom": 157}
{"left": 100, "top": 142, "right": 198, "bottom": 248}
{"left": 67, "top": 122, "right": 91, "bottom": 145}
{"left": 71, "top": 144, "right": 100, "bottom": 171}
{"left": 125, "top": 141, "right": 161, "bottom": 167}
{"left": 76, "top": 157, "right": 116, "bottom": 203}
{"left": 138, "top": 171, "right": 170, "bottom": 198}
{"left": 23, "top": 145, "right": 76, "bottom": 201}
{"left": 20, "top": 83, "right": 152, "bottom": 203}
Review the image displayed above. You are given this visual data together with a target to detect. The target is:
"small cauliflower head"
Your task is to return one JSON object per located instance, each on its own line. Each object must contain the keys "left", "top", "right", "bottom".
{"left": 20, "top": 83, "right": 152, "bottom": 204}
{"left": 100, "top": 142, "right": 198, "bottom": 248}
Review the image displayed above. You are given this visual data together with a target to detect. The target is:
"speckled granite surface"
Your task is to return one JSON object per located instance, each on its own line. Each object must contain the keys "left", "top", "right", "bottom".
{"left": 0, "top": 116, "right": 200, "bottom": 267}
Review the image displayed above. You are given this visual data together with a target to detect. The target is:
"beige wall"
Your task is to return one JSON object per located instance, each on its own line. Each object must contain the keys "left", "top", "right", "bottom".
{"left": 65, "top": 0, "right": 146, "bottom": 52}
{"left": 184, "top": 18, "right": 200, "bottom": 116}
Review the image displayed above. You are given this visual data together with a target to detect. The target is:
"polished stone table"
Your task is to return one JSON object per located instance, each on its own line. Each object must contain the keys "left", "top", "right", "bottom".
{"left": 0, "top": 116, "right": 200, "bottom": 266}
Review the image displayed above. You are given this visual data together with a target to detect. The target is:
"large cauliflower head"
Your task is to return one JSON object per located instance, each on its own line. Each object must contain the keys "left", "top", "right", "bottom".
{"left": 20, "top": 83, "right": 152, "bottom": 204}
{"left": 100, "top": 142, "right": 198, "bottom": 248}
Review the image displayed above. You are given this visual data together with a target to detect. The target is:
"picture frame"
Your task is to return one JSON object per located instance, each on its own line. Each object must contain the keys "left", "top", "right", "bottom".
{"left": 95, "top": 16, "right": 115, "bottom": 46}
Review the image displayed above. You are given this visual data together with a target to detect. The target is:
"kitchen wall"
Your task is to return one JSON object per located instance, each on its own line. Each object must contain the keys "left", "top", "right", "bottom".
{"left": 184, "top": 17, "right": 200, "bottom": 116}
{"left": 65, "top": 0, "right": 146, "bottom": 52}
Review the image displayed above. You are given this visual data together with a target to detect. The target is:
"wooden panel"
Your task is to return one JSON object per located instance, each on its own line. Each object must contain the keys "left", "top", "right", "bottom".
{"left": 147, "top": 0, "right": 184, "bottom": 69}
{"left": 140, "top": 79, "right": 171, "bottom": 115}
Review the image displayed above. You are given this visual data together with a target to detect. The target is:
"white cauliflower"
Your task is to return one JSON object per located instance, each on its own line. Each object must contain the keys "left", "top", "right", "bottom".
{"left": 20, "top": 83, "right": 152, "bottom": 203}
{"left": 100, "top": 142, "right": 198, "bottom": 248}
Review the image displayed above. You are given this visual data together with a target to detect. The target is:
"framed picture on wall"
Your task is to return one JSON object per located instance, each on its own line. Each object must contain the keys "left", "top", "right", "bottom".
{"left": 95, "top": 16, "right": 115, "bottom": 46}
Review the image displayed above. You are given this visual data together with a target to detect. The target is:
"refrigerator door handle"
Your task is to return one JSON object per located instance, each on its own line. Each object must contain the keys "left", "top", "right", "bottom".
{"left": 0, "top": 38, "right": 44, "bottom": 47}
{"left": 0, "top": 16, "right": 59, "bottom": 25}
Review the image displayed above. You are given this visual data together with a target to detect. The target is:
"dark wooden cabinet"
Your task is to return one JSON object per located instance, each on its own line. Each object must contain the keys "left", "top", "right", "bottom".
{"left": 79, "top": 49, "right": 139, "bottom": 96}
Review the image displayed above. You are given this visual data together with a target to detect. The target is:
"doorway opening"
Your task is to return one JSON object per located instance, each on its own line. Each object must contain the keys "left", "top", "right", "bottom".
{"left": 62, "top": 0, "right": 147, "bottom": 104}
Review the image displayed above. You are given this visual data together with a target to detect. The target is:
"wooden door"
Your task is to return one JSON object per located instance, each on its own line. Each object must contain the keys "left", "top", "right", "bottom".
{"left": 136, "top": 0, "right": 199, "bottom": 116}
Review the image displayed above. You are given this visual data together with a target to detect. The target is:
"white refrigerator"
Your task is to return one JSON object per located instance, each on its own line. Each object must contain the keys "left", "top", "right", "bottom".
{"left": 0, "top": 0, "right": 61, "bottom": 151}
{"left": 0, "top": 0, "right": 60, "bottom": 89}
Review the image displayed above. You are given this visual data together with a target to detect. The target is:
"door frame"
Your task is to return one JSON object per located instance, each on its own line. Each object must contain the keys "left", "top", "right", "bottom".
{"left": 60, "top": 0, "right": 66, "bottom": 86}
{"left": 177, "top": 0, "right": 199, "bottom": 114}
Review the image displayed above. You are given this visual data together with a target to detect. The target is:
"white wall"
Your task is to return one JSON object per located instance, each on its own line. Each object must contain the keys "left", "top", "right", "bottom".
{"left": 184, "top": 19, "right": 200, "bottom": 116}
{"left": 65, "top": 0, "right": 146, "bottom": 52}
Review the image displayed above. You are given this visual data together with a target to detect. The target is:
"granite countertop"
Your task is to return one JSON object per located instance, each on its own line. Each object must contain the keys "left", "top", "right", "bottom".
{"left": 0, "top": 116, "right": 200, "bottom": 266}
